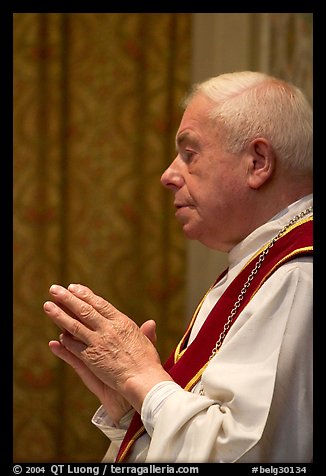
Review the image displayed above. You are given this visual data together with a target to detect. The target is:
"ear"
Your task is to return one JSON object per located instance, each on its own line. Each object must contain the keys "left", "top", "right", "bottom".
{"left": 246, "top": 138, "right": 275, "bottom": 189}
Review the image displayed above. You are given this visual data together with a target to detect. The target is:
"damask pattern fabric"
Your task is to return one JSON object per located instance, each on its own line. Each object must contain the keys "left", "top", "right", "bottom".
{"left": 13, "top": 13, "right": 191, "bottom": 462}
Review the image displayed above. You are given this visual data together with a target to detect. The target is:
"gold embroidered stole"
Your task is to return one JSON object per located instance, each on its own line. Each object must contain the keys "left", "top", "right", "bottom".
{"left": 115, "top": 217, "right": 313, "bottom": 462}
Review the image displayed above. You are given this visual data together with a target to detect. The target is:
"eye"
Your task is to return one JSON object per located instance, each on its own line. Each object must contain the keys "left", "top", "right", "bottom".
{"left": 181, "top": 149, "right": 196, "bottom": 163}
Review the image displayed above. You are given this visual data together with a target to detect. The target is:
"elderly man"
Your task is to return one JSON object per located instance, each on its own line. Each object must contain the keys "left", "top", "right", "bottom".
{"left": 44, "top": 71, "right": 313, "bottom": 463}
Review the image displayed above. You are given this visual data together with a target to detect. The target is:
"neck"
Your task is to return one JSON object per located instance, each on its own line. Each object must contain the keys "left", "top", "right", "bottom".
{"left": 221, "top": 189, "right": 312, "bottom": 253}
{"left": 248, "top": 173, "right": 312, "bottom": 230}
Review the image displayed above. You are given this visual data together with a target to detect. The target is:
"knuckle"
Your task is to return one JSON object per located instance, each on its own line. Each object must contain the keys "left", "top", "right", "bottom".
{"left": 95, "top": 298, "right": 113, "bottom": 316}
{"left": 71, "top": 319, "right": 82, "bottom": 336}
{"left": 81, "top": 286, "right": 93, "bottom": 298}
{"left": 79, "top": 302, "right": 94, "bottom": 319}
{"left": 79, "top": 286, "right": 91, "bottom": 299}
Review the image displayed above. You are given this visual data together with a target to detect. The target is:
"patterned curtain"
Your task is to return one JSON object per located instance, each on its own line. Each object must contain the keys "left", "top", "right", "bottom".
{"left": 13, "top": 13, "right": 191, "bottom": 462}
{"left": 257, "top": 13, "right": 313, "bottom": 104}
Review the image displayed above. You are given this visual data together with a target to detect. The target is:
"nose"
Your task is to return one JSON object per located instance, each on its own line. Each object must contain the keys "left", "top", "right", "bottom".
{"left": 160, "top": 156, "right": 185, "bottom": 191}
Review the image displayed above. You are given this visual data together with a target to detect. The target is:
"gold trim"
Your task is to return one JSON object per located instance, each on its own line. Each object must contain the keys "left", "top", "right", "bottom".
{"left": 174, "top": 285, "right": 215, "bottom": 362}
{"left": 117, "top": 426, "right": 146, "bottom": 462}
{"left": 246, "top": 216, "right": 313, "bottom": 268}
{"left": 184, "top": 361, "right": 210, "bottom": 391}
{"left": 249, "top": 246, "right": 313, "bottom": 302}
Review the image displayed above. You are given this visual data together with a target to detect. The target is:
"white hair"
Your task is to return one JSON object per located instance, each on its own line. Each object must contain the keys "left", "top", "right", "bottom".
{"left": 184, "top": 71, "right": 313, "bottom": 173}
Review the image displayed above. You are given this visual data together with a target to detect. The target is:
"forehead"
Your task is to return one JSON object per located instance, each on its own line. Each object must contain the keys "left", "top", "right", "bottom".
{"left": 176, "top": 94, "right": 215, "bottom": 144}
{"left": 181, "top": 93, "right": 213, "bottom": 125}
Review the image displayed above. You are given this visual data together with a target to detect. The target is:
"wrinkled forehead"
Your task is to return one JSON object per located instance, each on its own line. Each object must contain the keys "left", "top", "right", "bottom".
{"left": 175, "top": 94, "right": 219, "bottom": 146}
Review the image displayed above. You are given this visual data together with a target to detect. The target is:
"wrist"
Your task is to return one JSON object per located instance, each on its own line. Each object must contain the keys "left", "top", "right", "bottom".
{"left": 122, "top": 368, "right": 174, "bottom": 414}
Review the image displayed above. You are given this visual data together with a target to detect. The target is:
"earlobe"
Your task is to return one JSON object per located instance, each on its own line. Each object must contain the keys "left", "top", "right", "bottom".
{"left": 247, "top": 139, "right": 275, "bottom": 189}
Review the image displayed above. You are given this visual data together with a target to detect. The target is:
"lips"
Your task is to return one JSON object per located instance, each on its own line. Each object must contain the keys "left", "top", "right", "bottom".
{"left": 174, "top": 202, "right": 194, "bottom": 212}
{"left": 175, "top": 204, "right": 187, "bottom": 211}
{"left": 174, "top": 201, "right": 191, "bottom": 209}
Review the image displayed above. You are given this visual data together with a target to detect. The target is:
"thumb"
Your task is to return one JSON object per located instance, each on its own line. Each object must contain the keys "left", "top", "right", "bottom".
{"left": 140, "top": 319, "right": 157, "bottom": 346}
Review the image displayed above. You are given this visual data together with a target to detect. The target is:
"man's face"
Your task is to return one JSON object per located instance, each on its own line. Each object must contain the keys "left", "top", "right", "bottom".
{"left": 161, "top": 93, "right": 249, "bottom": 252}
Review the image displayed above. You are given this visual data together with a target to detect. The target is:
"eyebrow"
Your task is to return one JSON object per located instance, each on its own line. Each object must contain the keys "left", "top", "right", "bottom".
{"left": 175, "top": 132, "right": 200, "bottom": 151}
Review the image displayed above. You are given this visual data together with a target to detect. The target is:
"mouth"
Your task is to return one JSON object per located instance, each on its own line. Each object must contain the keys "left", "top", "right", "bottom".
{"left": 174, "top": 203, "right": 195, "bottom": 216}
{"left": 175, "top": 205, "right": 187, "bottom": 214}
{"left": 174, "top": 202, "right": 190, "bottom": 209}
{"left": 175, "top": 202, "right": 195, "bottom": 209}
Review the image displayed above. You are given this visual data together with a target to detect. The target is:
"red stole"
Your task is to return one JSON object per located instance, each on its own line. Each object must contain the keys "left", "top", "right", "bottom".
{"left": 115, "top": 217, "right": 313, "bottom": 462}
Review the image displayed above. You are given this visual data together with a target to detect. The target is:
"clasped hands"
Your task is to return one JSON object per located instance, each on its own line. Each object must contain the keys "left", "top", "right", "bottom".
{"left": 44, "top": 283, "right": 173, "bottom": 424}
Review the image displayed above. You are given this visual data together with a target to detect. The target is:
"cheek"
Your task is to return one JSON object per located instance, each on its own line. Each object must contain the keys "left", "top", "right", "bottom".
{"left": 188, "top": 162, "right": 241, "bottom": 211}
{"left": 198, "top": 177, "right": 239, "bottom": 218}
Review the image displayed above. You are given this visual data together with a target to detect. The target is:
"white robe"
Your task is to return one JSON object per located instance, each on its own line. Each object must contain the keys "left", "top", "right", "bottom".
{"left": 92, "top": 194, "right": 313, "bottom": 463}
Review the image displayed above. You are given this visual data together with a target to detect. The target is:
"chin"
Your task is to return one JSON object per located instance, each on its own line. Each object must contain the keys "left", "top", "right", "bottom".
{"left": 182, "top": 224, "right": 202, "bottom": 241}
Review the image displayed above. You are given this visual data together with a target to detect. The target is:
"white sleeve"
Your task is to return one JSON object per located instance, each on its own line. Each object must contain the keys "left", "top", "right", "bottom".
{"left": 142, "top": 260, "right": 312, "bottom": 463}
{"left": 141, "top": 381, "right": 184, "bottom": 436}
{"left": 91, "top": 406, "right": 134, "bottom": 462}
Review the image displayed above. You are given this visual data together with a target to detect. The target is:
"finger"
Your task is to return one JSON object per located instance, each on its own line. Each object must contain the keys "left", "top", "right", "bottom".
{"left": 140, "top": 320, "right": 157, "bottom": 345}
{"left": 67, "top": 283, "right": 120, "bottom": 320}
{"left": 49, "top": 339, "right": 86, "bottom": 363}
{"left": 47, "top": 303, "right": 81, "bottom": 334}
{"left": 44, "top": 300, "right": 93, "bottom": 345}
{"left": 49, "top": 340, "right": 104, "bottom": 396}
{"left": 48, "top": 284, "right": 106, "bottom": 330}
